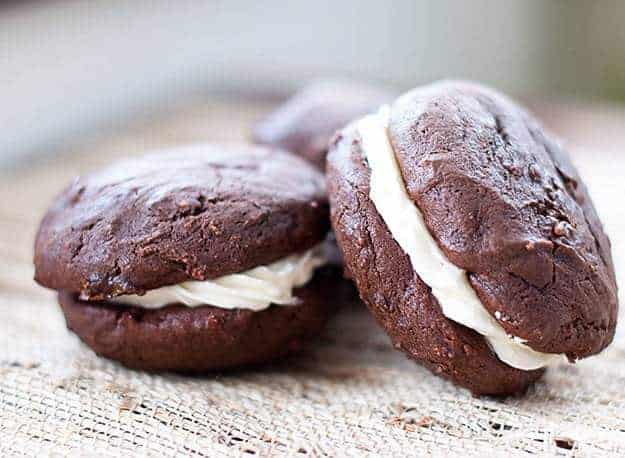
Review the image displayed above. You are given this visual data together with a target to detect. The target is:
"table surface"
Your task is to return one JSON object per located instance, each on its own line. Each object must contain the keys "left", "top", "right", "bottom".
{"left": 0, "top": 97, "right": 624, "bottom": 457}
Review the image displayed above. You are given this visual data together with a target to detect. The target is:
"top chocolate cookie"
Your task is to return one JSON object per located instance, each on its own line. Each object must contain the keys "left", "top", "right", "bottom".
{"left": 388, "top": 81, "right": 617, "bottom": 358}
{"left": 34, "top": 144, "right": 329, "bottom": 299}
{"left": 253, "top": 80, "right": 392, "bottom": 169}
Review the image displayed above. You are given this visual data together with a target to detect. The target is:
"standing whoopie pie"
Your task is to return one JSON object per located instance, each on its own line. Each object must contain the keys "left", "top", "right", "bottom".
{"left": 253, "top": 80, "right": 392, "bottom": 170}
{"left": 327, "top": 81, "right": 618, "bottom": 396}
{"left": 34, "top": 144, "right": 336, "bottom": 371}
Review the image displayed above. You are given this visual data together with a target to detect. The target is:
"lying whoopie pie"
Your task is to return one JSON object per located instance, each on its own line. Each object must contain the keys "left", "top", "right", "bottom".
{"left": 34, "top": 144, "right": 337, "bottom": 371}
{"left": 327, "top": 81, "right": 618, "bottom": 396}
{"left": 253, "top": 80, "right": 393, "bottom": 170}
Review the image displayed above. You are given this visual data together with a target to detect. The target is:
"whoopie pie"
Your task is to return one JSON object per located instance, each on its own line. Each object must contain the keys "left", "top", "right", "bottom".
{"left": 34, "top": 144, "right": 337, "bottom": 371}
{"left": 327, "top": 81, "right": 618, "bottom": 396}
{"left": 253, "top": 80, "right": 392, "bottom": 170}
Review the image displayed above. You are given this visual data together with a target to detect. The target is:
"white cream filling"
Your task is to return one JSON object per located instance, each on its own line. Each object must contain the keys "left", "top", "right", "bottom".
{"left": 358, "top": 106, "right": 564, "bottom": 370}
{"left": 113, "top": 245, "right": 327, "bottom": 312}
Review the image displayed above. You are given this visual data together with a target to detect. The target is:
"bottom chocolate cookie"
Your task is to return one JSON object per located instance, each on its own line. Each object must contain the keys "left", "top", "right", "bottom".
{"left": 59, "top": 267, "right": 342, "bottom": 372}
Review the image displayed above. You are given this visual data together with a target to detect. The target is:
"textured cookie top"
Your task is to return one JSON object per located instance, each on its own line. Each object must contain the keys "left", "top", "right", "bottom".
{"left": 34, "top": 144, "right": 329, "bottom": 299}
{"left": 387, "top": 81, "right": 617, "bottom": 358}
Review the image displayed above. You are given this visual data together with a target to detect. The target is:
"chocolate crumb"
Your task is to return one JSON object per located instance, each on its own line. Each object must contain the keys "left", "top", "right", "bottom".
{"left": 553, "top": 221, "right": 573, "bottom": 237}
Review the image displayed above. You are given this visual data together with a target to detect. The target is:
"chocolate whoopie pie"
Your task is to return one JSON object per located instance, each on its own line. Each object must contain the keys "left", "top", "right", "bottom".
{"left": 34, "top": 144, "right": 337, "bottom": 371}
{"left": 327, "top": 81, "right": 618, "bottom": 396}
{"left": 253, "top": 80, "right": 393, "bottom": 170}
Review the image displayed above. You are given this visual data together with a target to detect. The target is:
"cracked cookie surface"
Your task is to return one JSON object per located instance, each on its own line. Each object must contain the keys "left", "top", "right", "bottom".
{"left": 389, "top": 81, "right": 617, "bottom": 358}
{"left": 34, "top": 144, "right": 329, "bottom": 299}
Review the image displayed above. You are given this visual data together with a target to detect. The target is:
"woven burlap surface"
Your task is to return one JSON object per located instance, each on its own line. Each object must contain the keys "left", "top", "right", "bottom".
{"left": 1, "top": 98, "right": 624, "bottom": 457}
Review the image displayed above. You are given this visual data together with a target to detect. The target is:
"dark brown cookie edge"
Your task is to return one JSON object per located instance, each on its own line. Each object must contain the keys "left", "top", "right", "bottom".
{"left": 58, "top": 266, "right": 343, "bottom": 372}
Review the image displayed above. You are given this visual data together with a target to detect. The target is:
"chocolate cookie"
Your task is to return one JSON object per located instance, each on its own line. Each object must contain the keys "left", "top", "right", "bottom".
{"left": 35, "top": 145, "right": 329, "bottom": 299}
{"left": 327, "top": 81, "right": 618, "bottom": 395}
{"left": 253, "top": 80, "right": 392, "bottom": 169}
{"left": 35, "top": 144, "right": 335, "bottom": 371}
{"left": 57, "top": 266, "right": 339, "bottom": 371}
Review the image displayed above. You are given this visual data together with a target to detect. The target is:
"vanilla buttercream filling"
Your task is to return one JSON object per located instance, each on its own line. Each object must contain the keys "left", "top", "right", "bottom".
{"left": 113, "top": 245, "right": 327, "bottom": 312}
{"left": 357, "top": 106, "right": 564, "bottom": 370}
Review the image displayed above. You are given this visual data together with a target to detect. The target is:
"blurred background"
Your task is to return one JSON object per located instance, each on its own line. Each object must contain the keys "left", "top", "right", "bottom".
{"left": 2, "top": 0, "right": 625, "bottom": 165}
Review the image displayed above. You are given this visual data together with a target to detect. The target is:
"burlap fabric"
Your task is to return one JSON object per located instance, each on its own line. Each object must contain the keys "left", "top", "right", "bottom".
{"left": 1, "top": 99, "right": 624, "bottom": 456}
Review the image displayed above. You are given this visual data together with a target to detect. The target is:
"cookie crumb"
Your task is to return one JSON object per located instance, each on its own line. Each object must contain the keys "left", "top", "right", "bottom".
{"left": 494, "top": 311, "right": 509, "bottom": 322}
{"left": 554, "top": 436, "right": 575, "bottom": 450}
{"left": 553, "top": 221, "right": 573, "bottom": 237}
{"left": 528, "top": 164, "right": 541, "bottom": 182}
